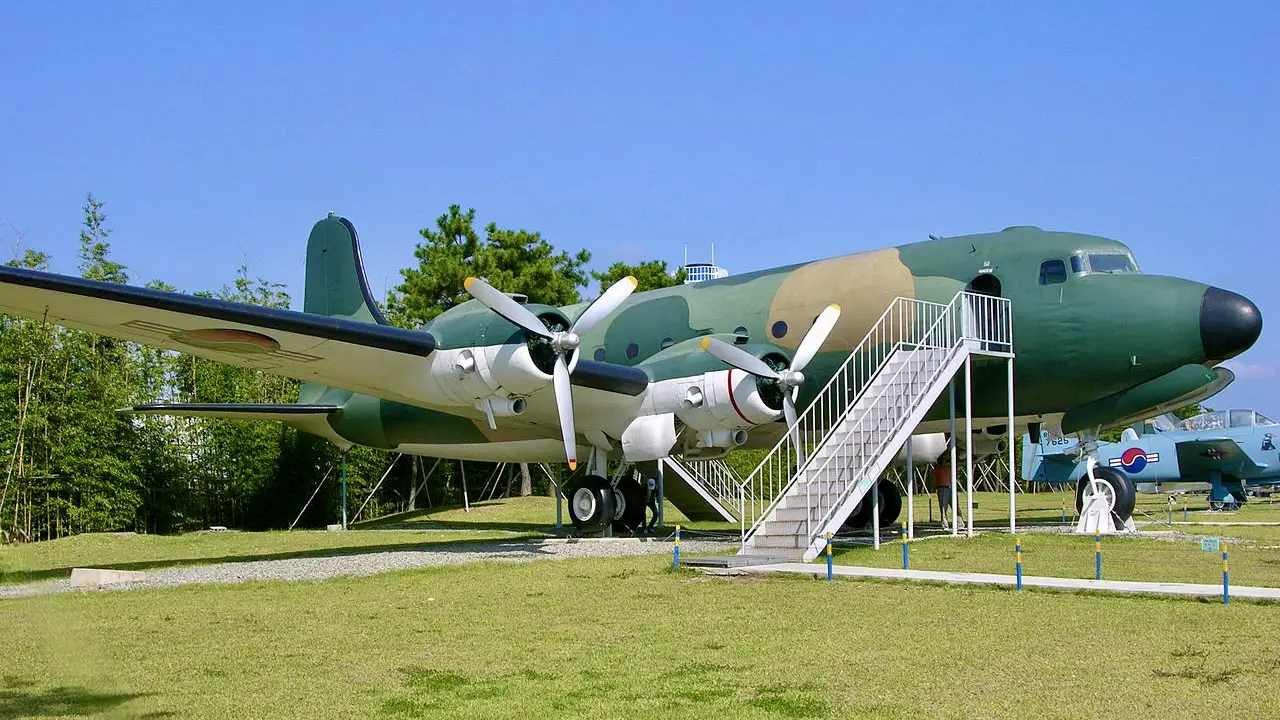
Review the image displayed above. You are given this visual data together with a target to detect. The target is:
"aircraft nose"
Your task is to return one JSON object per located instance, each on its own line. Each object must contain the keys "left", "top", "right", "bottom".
{"left": 1200, "top": 287, "right": 1262, "bottom": 363}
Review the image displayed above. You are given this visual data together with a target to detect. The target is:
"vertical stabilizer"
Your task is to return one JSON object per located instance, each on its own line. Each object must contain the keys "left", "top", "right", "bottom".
{"left": 304, "top": 215, "right": 388, "bottom": 325}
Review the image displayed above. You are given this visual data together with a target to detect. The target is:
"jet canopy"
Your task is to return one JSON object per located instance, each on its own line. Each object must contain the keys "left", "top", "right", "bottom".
{"left": 1177, "top": 409, "right": 1279, "bottom": 432}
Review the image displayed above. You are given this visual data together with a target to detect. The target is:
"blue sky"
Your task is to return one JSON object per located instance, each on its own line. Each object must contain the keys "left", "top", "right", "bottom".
{"left": 1, "top": 2, "right": 1277, "bottom": 410}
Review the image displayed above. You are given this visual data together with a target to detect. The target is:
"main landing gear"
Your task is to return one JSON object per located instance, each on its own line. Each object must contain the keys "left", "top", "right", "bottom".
{"left": 562, "top": 451, "right": 649, "bottom": 535}
{"left": 842, "top": 479, "right": 902, "bottom": 531}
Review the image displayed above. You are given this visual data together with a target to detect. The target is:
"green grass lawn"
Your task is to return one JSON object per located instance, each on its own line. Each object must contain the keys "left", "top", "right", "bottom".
{"left": 4, "top": 554, "right": 1279, "bottom": 719}
{"left": 835, "top": 529, "right": 1280, "bottom": 589}
{"left": 0, "top": 528, "right": 528, "bottom": 586}
{"left": 908, "top": 489, "right": 1280, "bottom": 528}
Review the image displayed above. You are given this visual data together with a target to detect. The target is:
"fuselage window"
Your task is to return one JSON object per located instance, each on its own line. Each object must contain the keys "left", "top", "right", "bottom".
{"left": 1070, "top": 255, "right": 1086, "bottom": 274}
{"left": 1039, "top": 259, "right": 1067, "bottom": 285}
{"left": 771, "top": 321, "right": 788, "bottom": 339}
{"left": 625, "top": 342, "right": 639, "bottom": 359}
{"left": 593, "top": 348, "right": 606, "bottom": 362}
{"left": 660, "top": 337, "right": 674, "bottom": 350}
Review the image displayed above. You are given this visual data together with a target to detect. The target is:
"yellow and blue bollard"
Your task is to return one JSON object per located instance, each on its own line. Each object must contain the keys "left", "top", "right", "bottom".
{"left": 825, "top": 532, "right": 833, "bottom": 581}
{"left": 900, "top": 521, "right": 908, "bottom": 570}
{"left": 673, "top": 525, "right": 681, "bottom": 570}
{"left": 1015, "top": 538, "right": 1023, "bottom": 592}
{"left": 1095, "top": 532, "right": 1102, "bottom": 580}
{"left": 1222, "top": 542, "right": 1230, "bottom": 605}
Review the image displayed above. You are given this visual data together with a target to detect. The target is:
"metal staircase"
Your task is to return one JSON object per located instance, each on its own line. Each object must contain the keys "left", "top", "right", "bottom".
{"left": 656, "top": 457, "right": 739, "bottom": 522}
{"left": 736, "top": 291, "right": 1012, "bottom": 561}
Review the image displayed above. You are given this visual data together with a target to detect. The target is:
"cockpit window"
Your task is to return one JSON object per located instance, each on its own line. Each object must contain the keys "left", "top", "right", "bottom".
{"left": 1086, "top": 253, "right": 1138, "bottom": 274}
{"left": 1179, "top": 410, "right": 1227, "bottom": 431}
{"left": 1038, "top": 259, "right": 1066, "bottom": 285}
{"left": 1257, "top": 412, "right": 1279, "bottom": 426}
{"left": 1230, "top": 409, "right": 1254, "bottom": 428}
{"left": 1070, "top": 255, "right": 1086, "bottom": 274}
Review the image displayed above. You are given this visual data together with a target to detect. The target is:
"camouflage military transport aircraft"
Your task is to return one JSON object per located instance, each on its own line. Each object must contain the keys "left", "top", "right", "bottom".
{"left": 0, "top": 215, "right": 1262, "bottom": 531}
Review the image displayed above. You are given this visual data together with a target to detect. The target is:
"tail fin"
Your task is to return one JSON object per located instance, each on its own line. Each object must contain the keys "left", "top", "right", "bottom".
{"left": 304, "top": 214, "right": 388, "bottom": 325}
{"left": 1020, "top": 431, "right": 1080, "bottom": 483}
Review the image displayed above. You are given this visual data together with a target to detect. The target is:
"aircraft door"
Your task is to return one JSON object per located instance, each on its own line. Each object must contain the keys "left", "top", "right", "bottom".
{"left": 964, "top": 274, "right": 1004, "bottom": 350}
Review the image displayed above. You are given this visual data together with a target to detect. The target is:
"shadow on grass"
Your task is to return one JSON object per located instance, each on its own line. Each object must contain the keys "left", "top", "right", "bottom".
{"left": 0, "top": 534, "right": 549, "bottom": 586}
{"left": 0, "top": 677, "right": 167, "bottom": 718}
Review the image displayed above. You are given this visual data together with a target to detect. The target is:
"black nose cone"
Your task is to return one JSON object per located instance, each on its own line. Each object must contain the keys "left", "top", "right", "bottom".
{"left": 1201, "top": 287, "right": 1262, "bottom": 362}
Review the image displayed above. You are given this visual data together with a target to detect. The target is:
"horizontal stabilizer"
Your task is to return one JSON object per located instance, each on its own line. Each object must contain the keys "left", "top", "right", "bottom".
{"left": 126, "top": 403, "right": 341, "bottom": 420}
{"left": 124, "top": 403, "right": 350, "bottom": 448}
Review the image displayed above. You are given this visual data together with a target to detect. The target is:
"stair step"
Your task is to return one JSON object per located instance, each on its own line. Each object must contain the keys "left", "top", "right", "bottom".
{"left": 750, "top": 534, "right": 808, "bottom": 549}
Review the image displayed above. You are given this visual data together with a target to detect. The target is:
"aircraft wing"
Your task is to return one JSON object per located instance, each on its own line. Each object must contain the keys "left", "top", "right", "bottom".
{"left": 1173, "top": 439, "right": 1265, "bottom": 478}
{"left": 0, "top": 266, "right": 438, "bottom": 406}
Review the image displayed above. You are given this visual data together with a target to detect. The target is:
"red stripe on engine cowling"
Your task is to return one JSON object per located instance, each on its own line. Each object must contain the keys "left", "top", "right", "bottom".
{"left": 726, "top": 368, "right": 751, "bottom": 424}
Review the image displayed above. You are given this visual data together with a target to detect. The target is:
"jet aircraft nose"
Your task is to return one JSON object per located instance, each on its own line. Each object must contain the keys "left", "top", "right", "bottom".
{"left": 1200, "top": 287, "right": 1262, "bottom": 363}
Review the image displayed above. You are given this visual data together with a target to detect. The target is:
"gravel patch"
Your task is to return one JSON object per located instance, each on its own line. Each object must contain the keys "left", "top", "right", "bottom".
{"left": 0, "top": 538, "right": 730, "bottom": 599}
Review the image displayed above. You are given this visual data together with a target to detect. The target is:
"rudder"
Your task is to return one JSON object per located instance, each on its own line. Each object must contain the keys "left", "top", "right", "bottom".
{"left": 304, "top": 214, "right": 388, "bottom": 325}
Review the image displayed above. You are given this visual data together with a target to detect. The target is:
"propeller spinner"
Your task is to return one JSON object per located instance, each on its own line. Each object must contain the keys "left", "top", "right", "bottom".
{"left": 701, "top": 304, "right": 841, "bottom": 447}
{"left": 463, "top": 275, "right": 639, "bottom": 470}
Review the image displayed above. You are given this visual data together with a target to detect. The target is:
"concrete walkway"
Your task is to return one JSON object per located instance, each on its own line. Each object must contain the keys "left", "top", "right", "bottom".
{"left": 741, "top": 563, "right": 1280, "bottom": 601}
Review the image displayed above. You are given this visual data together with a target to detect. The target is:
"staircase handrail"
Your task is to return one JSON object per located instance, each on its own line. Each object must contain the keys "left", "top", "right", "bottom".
{"left": 738, "top": 291, "right": 1011, "bottom": 547}
{"left": 735, "top": 292, "right": 959, "bottom": 537}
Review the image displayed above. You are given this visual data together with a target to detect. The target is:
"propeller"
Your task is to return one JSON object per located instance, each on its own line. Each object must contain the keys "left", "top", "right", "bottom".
{"left": 463, "top": 275, "right": 639, "bottom": 470}
{"left": 700, "top": 304, "right": 841, "bottom": 448}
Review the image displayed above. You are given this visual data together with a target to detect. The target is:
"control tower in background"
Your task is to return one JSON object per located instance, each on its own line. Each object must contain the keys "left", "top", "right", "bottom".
{"left": 681, "top": 244, "right": 728, "bottom": 284}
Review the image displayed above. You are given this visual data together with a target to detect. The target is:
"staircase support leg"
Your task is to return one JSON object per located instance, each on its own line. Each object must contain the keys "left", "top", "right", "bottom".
{"left": 1007, "top": 358, "right": 1017, "bottom": 535}
{"left": 657, "top": 460, "right": 665, "bottom": 530}
{"left": 964, "top": 355, "right": 974, "bottom": 538}
{"left": 906, "top": 439, "right": 914, "bottom": 541}
{"left": 872, "top": 476, "right": 880, "bottom": 549}
{"left": 949, "top": 379, "right": 959, "bottom": 536}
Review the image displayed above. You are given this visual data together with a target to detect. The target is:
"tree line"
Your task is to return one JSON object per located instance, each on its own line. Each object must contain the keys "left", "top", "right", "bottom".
{"left": 0, "top": 197, "right": 684, "bottom": 542}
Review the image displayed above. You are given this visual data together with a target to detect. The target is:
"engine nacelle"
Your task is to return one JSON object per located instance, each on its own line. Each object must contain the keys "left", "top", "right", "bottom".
{"left": 888, "top": 433, "right": 948, "bottom": 467}
{"left": 424, "top": 343, "right": 549, "bottom": 406}
{"left": 673, "top": 369, "right": 782, "bottom": 431}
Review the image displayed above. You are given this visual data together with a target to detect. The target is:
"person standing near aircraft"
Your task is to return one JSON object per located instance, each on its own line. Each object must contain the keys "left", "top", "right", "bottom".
{"left": 934, "top": 458, "right": 953, "bottom": 530}
{"left": 644, "top": 476, "right": 659, "bottom": 534}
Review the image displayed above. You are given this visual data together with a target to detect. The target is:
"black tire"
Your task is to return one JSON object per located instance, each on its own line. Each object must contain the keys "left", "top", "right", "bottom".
{"left": 613, "top": 477, "right": 646, "bottom": 532}
{"left": 1074, "top": 466, "right": 1136, "bottom": 522}
{"left": 842, "top": 479, "right": 901, "bottom": 531}
{"left": 877, "top": 479, "right": 903, "bottom": 527}
{"left": 1229, "top": 489, "right": 1248, "bottom": 506}
{"left": 565, "top": 475, "right": 615, "bottom": 532}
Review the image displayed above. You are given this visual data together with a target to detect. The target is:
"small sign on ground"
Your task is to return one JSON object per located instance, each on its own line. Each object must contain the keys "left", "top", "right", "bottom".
{"left": 1200, "top": 537, "right": 1220, "bottom": 552}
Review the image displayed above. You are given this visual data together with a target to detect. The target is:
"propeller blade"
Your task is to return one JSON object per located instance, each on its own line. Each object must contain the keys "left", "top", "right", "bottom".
{"left": 784, "top": 394, "right": 804, "bottom": 463}
{"left": 791, "top": 304, "right": 841, "bottom": 373}
{"left": 700, "top": 337, "right": 781, "bottom": 380}
{"left": 571, "top": 275, "right": 638, "bottom": 336}
{"left": 464, "top": 277, "right": 552, "bottom": 338}
{"left": 553, "top": 355, "right": 578, "bottom": 470}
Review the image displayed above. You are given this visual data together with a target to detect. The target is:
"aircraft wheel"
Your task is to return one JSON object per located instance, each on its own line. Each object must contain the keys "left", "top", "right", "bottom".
{"left": 842, "top": 479, "right": 901, "bottom": 531}
{"left": 877, "top": 479, "right": 902, "bottom": 527}
{"left": 1229, "top": 490, "right": 1248, "bottom": 506}
{"left": 1074, "top": 466, "right": 1136, "bottom": 522}
{"left": 566, "top": 475, "right": 615, "bottom": 532}
{"left": 612, "top": 477, "right": 646, "bottom": 532}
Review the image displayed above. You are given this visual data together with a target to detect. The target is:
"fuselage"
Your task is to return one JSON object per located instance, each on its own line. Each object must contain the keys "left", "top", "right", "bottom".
{"left": 324, "top": 225, "right": 1261, "bottom": 460}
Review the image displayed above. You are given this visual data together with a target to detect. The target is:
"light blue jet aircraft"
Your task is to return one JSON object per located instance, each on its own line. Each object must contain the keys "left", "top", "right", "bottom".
{"left": 1022, "top": 409, "right": 1280, "bottom": 513}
